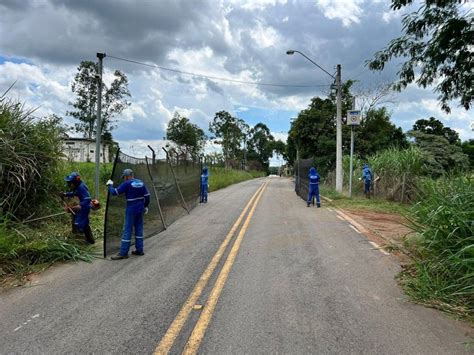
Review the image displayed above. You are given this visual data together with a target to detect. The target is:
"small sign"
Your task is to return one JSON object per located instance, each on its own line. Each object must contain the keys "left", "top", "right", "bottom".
{"left": 347, "top": 110, "right": 361, "bottom": 126}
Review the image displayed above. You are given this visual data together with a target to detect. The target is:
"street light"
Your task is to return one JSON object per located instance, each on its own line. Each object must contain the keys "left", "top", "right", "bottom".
{"left": 286, "top": 49, "right": 343, "bottom": 193}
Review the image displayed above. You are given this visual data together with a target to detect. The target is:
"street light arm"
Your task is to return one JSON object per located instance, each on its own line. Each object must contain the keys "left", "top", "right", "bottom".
{"left": 287, "top": 50, "right": 335, "bottom": 80}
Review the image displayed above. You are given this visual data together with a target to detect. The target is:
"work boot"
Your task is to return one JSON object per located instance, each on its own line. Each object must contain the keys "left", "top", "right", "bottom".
{"left": 111, "top": 254, "right": 129, "bottom": 260}
{"left": 317, "top": 203, "right": 321, "bottom": 208}
{"left": 132, "top": 250, "right": 144, "bottom": 256}
{"left": 84, "top": 226, "right": 95, "bottom": 244}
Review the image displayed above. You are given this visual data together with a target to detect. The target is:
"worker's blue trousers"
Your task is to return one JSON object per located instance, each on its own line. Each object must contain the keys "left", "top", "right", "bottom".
{"left": 307, "top": 184, "right": 320, "bottom": 205}
{"left": 119, "top": 209, "right": 144, "bottom": 256}
{"left": 74, "top": 203, "right": 90, "bottom": 232}
{"left": 364, "top": 180, "right": 372, "bottom": 193}
{"left": 200, "top": 184, "right": 208, "bottom": 203}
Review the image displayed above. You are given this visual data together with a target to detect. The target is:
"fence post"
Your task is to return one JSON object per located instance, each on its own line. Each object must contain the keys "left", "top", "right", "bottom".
{"left": 145, "top": 156, "right": 167, "bottom": 229}
{"left": 401, "top": 172, "right": 407, "bottom": 203}
{"left": 162, "top": 147, "right": 190, "bottom": 214}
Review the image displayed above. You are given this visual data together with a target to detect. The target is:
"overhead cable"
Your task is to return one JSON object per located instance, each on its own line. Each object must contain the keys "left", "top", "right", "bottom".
{"left": 107, "top": 54, "right": 331, "bottom": 88}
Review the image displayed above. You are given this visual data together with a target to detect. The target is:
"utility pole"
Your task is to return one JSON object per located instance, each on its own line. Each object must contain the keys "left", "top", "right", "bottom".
{"left": 348, "top": 97, "right": 356, "bottom": 198}
{"left": 94, "top": 52, "right": 106, "bottom": 199}
{"left": 335, "top": 64, "right": 343, "bottom": 193}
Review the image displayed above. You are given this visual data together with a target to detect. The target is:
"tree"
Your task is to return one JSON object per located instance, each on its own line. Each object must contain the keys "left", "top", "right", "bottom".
{"left": 355, "top": 107, "right": 408, "bottom": 157}
{"left": 271, "top": 140, "right": 288, "bottom": 162}
{"left": 209, "top": 111, "right": 245, "bottom": 167}
{"left": 288, "top": 82, "right": 408, "bottom": 174}
{"left": 461, "top": 139, "right": 474, "bottom": 169}
{"left": 287, "top": 96, "right": 337, "bottom": 175}
{"left": 412, "top": 116, "right": 460, "bottom": 145}
{"left": 368, "top": 0, "right": 473, "bottom": 113}
{"left": 247, "top": 123, "right": 275, "bottom": 171}
{"left": 67, "top": 61, "right": 131, "bottom": 139}
{"left": 166, "top": 112, "right": 205, "bottom": 160}
{"left": 409, "top": 130, "right": 469, "bottom": 175}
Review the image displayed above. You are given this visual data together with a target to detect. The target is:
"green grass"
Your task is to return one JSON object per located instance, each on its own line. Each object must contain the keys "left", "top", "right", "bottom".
{"left": 319, "top": 185, "right": 409, "bottom": 215}
{"left": 209, "top": 167, "right": 265, "bottom": 192}
{"left": 399, "top": 176, "right": 473, "bottom": 320}
{"left": 0, "top": 162, "right": 111, "bottom": 283}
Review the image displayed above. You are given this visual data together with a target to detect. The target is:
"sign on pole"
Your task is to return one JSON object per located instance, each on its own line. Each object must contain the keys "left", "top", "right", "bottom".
{"left": 347, "top": 110, "right": 361, "bottom": 126}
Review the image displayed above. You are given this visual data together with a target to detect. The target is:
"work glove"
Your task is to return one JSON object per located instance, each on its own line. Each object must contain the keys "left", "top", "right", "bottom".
{"left": 106, "top": 179, "right": 114, "bottom": 186}
{"left": 144, "top": 207, "right": 149, "bottom": 215}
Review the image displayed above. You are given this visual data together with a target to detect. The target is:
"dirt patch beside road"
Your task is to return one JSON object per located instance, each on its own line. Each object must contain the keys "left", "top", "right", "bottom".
{"left": 341, "top": 209, "right": 415, "bottom": 259}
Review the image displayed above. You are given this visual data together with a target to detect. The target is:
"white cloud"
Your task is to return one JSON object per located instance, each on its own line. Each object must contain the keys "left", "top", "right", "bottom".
{"left": 250, "top": 21, "right": 281, "bottom": 48}
{"left": 315, "top": 0, "right": 365, "bottom": 27}
{"left": 230, "top": 0, "right": 288, "bottom": 11}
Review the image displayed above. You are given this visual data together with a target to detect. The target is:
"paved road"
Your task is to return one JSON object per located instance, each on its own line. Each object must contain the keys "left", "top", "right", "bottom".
{"left": 0, "top": 177, "right": 472, "bottom": 354}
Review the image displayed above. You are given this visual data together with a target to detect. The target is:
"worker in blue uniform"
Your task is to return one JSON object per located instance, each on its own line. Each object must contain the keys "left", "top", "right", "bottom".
{"left": 200, "top": 166, "right": 209, "bottom": 203}
{"left": 361, "top": 163, "right": 373, "bottom": 198}
{"left": 106, "top": 169, "right": 150, "bottom": 260}
{"left": 307, "top": 167, "right": 321, "bottom": 208}
{"left": 61, "top": 172, "right": 95, "bottom": 244}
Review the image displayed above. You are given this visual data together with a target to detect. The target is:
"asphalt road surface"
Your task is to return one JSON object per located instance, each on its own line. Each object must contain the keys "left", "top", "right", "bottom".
{"left": 1, "top": 177, "right": 472, "bottom": 354}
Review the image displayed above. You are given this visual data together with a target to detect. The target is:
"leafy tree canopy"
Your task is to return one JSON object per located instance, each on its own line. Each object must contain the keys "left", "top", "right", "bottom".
{"left": 412, "top": 116, "right": 460, "bottom": 145}
{"left": 409, "top": 130, "right": 469, "bottom": 175}
{"left": 247, "top": 122, "right": 275, "bottom": 170}
{"left": 461, "top": 139, "right": 474, "bottom": 168}
{"left": 67, "top": 61, "right": 131, "bottom": 139}
{"left": 166, "top": 112, "right": 205, "bottom": 160}
{"left": 368, "top": 0, "right": 473, "bottom": 113}
{"left": 354, "top": 107, "right": 408, "bottom": 157}
{"left": 209, "top": 111, "right": 246, "bottom": 165}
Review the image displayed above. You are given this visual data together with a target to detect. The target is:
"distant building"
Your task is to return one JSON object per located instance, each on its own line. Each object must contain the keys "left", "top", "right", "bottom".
{"left": 62, "top": 137, "right": 115, "bottom": 163}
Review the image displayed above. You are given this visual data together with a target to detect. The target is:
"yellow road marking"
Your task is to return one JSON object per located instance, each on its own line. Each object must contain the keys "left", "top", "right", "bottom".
{"left": 154, "top": 182, "right": 267, "bottom": 355}
{"left": 182, "top": 183, "right": 268, "bottom": 354}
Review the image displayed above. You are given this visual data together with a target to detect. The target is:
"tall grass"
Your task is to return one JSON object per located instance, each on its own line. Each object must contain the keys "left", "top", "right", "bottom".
{"left": 401, "top": 176, "right": 473, "bottom": 318}
{"left": 209, "top": 167, "right": 265, "bottom": 192}
{"left": 339, "top": 146, "right": 425, "bottom": 201}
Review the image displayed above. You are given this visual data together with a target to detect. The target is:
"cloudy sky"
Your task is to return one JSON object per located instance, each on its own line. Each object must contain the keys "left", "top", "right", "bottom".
{"left": 1, "top": 0, "right": 472, "bottom": 164}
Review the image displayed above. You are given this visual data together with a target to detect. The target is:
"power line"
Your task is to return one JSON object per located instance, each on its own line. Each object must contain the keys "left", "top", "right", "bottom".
{"left": 107, "top": 54, "right": 331, "bottom": 88}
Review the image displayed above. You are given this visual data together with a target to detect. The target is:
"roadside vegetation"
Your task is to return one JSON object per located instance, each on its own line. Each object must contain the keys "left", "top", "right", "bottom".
{"left": 319, "top": 146, "right": 473, "bottom": 319}
{"left": 401, "top": 177, "right": 473, "bottom": 319}
{"left": 209, "top": 167, "right": 265, "bottom": 192}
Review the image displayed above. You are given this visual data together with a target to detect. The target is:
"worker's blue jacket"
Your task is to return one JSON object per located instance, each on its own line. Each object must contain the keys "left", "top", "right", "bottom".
{"left": 109, "top": 178, "right": 150, "bottom": 213}
{"left": 201, "top": 167, "right": 209, "bottom": 186}
{"left": 362, "top": 164, "right": 373, "bottom": 182}
{"left": 65, "top": 182, "right": 91, "bottom": 231}
{"left": 308, "top": 167, "right": 320, "bottom": 185}
{"left": 65, "top": 182, "right": 91, "bottom": 208}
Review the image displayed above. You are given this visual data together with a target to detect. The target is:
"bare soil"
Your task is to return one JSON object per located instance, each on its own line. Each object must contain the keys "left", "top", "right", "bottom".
{"left": 342, "top": 209, "right": 415, "bottom": 251}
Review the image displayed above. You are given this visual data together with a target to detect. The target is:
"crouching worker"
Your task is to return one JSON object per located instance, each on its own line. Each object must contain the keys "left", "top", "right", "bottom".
{"left": 106, "top": 169, "right": 150, "bottom": 260}
{"left": 61, "top": 172, "right": 95, "bottom": 244}
{"left": 307, "top": 167, "right": 321, "bottom": 208}
{"left": 200, "top": 166, "right": 209, "bottom": 203}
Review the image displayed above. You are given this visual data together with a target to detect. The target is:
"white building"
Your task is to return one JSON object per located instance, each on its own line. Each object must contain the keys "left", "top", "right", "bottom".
{"left": 62, "top": 137, "right": 114, "bottom": 163}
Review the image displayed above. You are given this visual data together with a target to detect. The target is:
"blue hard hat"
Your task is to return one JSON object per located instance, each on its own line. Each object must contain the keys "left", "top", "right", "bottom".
{"left": 121, "top": 168, "right": 134, "bottom": 178}
{"left": 65, "top": 172, "right": 80, "bottom": 182}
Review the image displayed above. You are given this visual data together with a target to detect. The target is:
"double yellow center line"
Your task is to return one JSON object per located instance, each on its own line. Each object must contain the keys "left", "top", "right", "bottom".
{"left": 155, "top": 181, "right": 268, "bottom": 355}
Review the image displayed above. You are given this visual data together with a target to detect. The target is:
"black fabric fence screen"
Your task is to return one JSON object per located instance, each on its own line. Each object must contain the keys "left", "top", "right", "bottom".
{"left": 103, "top": 150, "right": 200, "bottom": 257}
{"left": 294, "top": 158, "right": 315, "bottom": 202}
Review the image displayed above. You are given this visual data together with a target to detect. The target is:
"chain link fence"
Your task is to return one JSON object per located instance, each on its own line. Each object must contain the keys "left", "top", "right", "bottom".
{"left": 103, "top": 149, "right": 200, "bottom": 257}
